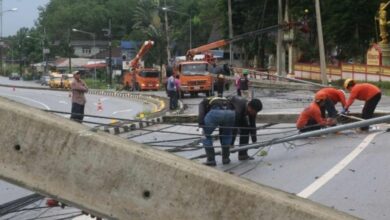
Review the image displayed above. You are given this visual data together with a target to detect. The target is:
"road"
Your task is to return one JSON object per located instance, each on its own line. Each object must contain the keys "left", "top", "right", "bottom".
{"left": 0, "top": 77, "right": 152, "bottom": 220}
{"left": 0, "top": 77, "right": 149, "bottom": 125}
{"left": 123, "top": 87, "right": 390, "bottom": 220}
{"left": 1, "top": 78, "right": 390, "bottom": 219}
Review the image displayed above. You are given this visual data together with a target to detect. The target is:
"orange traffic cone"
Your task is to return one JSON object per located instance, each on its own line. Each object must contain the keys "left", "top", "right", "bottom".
{"left": 97, "top": 99, "right": 103, "bottom": 111}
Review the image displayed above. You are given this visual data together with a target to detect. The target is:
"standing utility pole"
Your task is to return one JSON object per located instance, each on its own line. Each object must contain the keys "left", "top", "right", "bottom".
{"left": 285, "top": 0, "right": 294, "bottom": 75}
{"left": 228, "top": 0, "right": 233, "bottom": 66}
{"left": 164, "top": 0, "right": 171, "bottom": 64}
{"left": 315, "top": 0, "right": 328, "bottom": 85}
{"left": 276, "top": 0, "right": 286, "bottom": 77}
{"left": 68, "top": 29, "right": 72, "bottom": 74}
{"left": 103, "top": 20, "right": 113, "bottom": 86}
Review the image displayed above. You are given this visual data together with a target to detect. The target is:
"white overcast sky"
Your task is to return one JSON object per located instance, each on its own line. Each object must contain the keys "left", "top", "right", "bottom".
{"left": 3, "top": 0, "right": 50, "bottom": 37}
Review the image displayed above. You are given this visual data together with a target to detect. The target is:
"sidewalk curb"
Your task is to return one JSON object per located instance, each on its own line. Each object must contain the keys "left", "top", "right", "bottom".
{"left": 87, "top": 90, "right": 184, "bottom": 135}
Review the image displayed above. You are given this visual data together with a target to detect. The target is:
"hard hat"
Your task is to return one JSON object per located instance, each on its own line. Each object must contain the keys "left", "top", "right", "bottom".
{"left": 343, "top": 78, "right": 355, "bottom": 89}
{"left": 242, "top": 69, "right": 249, "bottom": 75}
{"left": 314, "top": 92, "right": 327, "bottom": 102}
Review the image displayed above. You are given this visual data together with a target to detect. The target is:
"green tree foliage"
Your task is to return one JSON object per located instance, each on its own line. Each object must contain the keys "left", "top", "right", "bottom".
{"left": 5, "top": 0, "right": 385, "bottom": 67}
{"left": 132, "top": 0, "right": 163, "bottom": 67}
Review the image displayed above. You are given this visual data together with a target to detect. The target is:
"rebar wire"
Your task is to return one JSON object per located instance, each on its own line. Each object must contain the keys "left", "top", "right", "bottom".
{"left": 189, "top": 131, "right": 300, "bottom": 160}
{"left": 127, "top": 125, "right": 177, "bottom": 139}
{"left": 142, "top": 136, "right": 201, "bottom": 144}
{"left": 22, "top": 211, "right": 82, "bottom": 220}
{"left": 46, "top": 109, "right": 291, "bottom": 131}
{"left": 143, "top": 128, "right": 297, "bottom": 146}
{"left": 1, "top": 206, "right": 50, "bottom": 214}
{"left": 0, "top": 194, "right": 44, "bottom": 218}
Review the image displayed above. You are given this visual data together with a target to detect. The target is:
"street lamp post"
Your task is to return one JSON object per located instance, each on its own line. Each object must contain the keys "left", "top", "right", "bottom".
{"left": 72, "top": 28, "right": 96, "bottom": 81}
{"left": 0, "top": 5, "right": 17, "bottom": 74}
{"left": 26, "top": 35, "right": 45, "bottom": 74}
{"left": 162, "top": 7, "right": 192, "bottom": 50}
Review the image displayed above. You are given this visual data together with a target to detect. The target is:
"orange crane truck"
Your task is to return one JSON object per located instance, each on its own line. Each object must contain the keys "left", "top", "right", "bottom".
{"left": 123, "top": 40, "right": 160, "bottom": 91}
{"left": 175, "top": 24, "right": 287, "bottom": 97}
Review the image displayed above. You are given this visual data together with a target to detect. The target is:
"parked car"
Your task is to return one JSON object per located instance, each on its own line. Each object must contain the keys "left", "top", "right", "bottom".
{"left": 9, "top": 73, "right": 20, "bottom": 80}
{"left": 62, "top": 74, "right": 74, "bottom": 89}
{"left": 48, "top": 73, "right": 63, "bottom": 88}
{"left": 40, "top": 75, "right": 50, "bottom": 85}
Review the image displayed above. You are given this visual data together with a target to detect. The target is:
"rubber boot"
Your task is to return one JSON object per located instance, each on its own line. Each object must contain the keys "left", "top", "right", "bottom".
{"left": 222, "top": 147, "right": 231, "bottom": 165}
{"left": 238, "top": 150, "right": 254, "bottom": 161}
{"left": 203, "top": 147, "right": 216, "bottom": 166}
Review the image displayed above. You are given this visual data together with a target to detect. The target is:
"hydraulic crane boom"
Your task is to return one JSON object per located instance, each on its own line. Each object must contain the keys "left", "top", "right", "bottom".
{"left": 129, "top": 40, "right": 154, "bottom": 69}
{"left": 185, "top": 24, "right": 286, "bottom": 61}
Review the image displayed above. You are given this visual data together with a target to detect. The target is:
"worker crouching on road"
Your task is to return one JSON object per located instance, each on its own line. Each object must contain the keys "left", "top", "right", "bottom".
{"left": 315, "top": 87, "right": 347, "bottom": 124}
{"left": 70, "top": 71, "right": 88, "bottom": 123}
{"left": 230, "top": 96, "right": 263, "bottom": 161}
{"left": 344, "top": 79, "right": 382, "bottom": 131}
{"left": 296, "top": 93, "right": 333, "bottom": 132}
{"left": 199, "top": 97, "right": 236, "bottom": 166}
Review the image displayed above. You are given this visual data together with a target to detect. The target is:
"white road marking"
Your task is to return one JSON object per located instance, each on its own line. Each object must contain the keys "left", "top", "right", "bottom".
{"left": 112, "top": 109, "right": 133, "bottom": 115}
{"left": 297, "top": 132, "right": 379, "bottom": 198}
{"left": 0, "top": 94, "right": 51, "bottom": 110}
{"left": 59, "top": 100, "right": 68, "bottom": 105}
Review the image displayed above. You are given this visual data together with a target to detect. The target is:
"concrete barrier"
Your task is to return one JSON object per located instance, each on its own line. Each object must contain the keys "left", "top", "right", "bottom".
{"left": 0, "top": 97, "right": 357, "bottom": 219}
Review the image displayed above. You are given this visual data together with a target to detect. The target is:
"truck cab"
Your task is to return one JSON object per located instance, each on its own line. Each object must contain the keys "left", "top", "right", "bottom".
{"left": 123, "top": 68, "right": 160, "bottom": 91}
{"left": 174, "top": 60, "right": 213, "bottom": 97}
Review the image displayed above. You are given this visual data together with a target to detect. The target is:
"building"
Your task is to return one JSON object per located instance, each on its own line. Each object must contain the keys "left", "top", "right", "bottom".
{"left": 70, "top": 40, "right": 108, "bottom": 58}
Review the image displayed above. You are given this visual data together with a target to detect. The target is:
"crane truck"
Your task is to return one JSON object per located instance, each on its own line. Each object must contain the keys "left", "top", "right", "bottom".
{"left": 175, "top": 23, "right": 303, "bottom": 97}
{"left": 123, "top": 40, "right": 160, "bottom": 91}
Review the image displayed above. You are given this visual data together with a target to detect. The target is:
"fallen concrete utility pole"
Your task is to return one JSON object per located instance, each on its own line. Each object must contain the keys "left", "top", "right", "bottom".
{"left": 232, "top": 114, "right": 390, "bottom": 153}
{"left": 163, "top": 112, "right": 390, "bottom": 124}
{"left": 232, "top": 67, "right": 326, "bottom": 88}
{"left": 0, "top": 97, "right": 357, "bottom": 219}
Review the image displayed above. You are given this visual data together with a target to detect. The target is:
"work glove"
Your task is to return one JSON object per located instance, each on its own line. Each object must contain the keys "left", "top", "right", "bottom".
{"left": 340, "top": 108, "right": 349, "bottom": 115}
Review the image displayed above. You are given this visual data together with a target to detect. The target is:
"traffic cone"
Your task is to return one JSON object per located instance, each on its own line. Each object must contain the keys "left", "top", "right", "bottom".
{"left": 97, "top": 99, "right": 103, "bottom": 111}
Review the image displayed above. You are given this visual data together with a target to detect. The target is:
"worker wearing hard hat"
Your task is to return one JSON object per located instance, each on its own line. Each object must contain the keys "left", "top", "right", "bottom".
{"left": 344, "top": 79, "right": 382, "bottom": 131}
{"left": 296, "top": 93, "right": 334, "bottom": 132}
{"left": 315, "top": 87, "right": 347, "bottom": 121}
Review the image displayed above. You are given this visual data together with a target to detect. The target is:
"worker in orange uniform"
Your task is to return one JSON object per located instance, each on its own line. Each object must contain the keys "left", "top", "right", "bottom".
{"left": 296, "top": 93, "right": 333, "bottom": 132}
{"left": 315, "top": 87, "right": 347, "bottom": 121}
{"left": 344, "top": 79, "right": 382, "bottom": 131}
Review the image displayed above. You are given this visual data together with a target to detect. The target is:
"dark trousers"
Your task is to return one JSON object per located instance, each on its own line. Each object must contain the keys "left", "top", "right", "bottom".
{"left": 168, "top": 90, "right": 178, "bottom": 110}
{"left": 299, "top": 119, "right": 323, "bottom": 133}
{"left": 70, "top": 102, "right": 85, "bottom": 123}
{"left": 231, "top": 123, "right": 252, "bottom": 157}
{"left": 321, "top": 99, "right": 337, "bottom": 118}
{"left": 361, "top": 93, "right": 382, "bottom": 131}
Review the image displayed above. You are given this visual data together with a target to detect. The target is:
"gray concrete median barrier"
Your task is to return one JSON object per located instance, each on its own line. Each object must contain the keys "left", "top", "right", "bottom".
{"left": 0, "top": 96, "right": 357, "bottom": 220}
